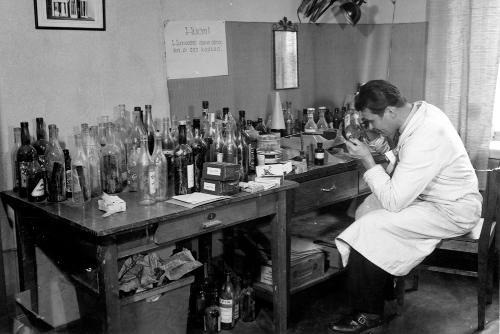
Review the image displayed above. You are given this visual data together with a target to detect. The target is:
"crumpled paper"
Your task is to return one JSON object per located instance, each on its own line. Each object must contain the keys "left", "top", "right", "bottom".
{"left": 98, "top": 192, "right": 126, "bottom": 217}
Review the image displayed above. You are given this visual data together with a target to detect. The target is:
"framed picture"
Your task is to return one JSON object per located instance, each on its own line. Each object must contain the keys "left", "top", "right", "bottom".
{"left": 34, "top": 0, "right": 105, "bottom": 30}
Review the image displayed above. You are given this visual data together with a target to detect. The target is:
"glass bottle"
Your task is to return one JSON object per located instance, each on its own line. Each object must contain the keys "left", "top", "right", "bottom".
{"left": 244, "top": 120, "right": 258, "bottom": 174}
{"left": 173, "top": 121, "right": 194, "bottom": 195}
{"left": 304, "top": 108, "right": 318, "bottom": 133}
{"left": 238, "top": 110, "right": 246, "bottom": 131}
{"left": 101, "top": 123, "right": 123, "bottom": 194}
{"left": 236, "top": 123, "right": 249, "bottom": 182}
{"left": 63, "top": 149, "right": 72, "bottom": 199}
{"left": 186, "top": 115, "right": 194, "bottom": 144}
{"left": 344, "top": 107, "right": 365, "bottom": 140}
{"left": 137, "top": 135, "right": 156, "bottom": 205}
{"left": 71, "top": 134, "right": 91, "bottom": 204}
{"left": 241, "top": 276, "right": 256, "bottom": 322}
{"left": 201, "top": 101, "right": 210, "bottom": 137}
{"left": 126, "top": 140, "right": 139, "bottom": 192}
{"left": 45, "top": 124, "right": 66, "bottom": 202}
{"left": 204, "top": 288, "right": 221, "bottom": 334}
{"left": 115, "top": 104, "right": 133, "bottom": 174}
{"left": 233, "top": 276, "right": 242, "bottom": 323}
{"left": 144, "top": 105, "right": 156, "bottom": 155}
{"left": 214, "top": 122, "right": 225, "bottom": 163}
{"left": 314, "top": 142, "right": 325, "bottom": 165}
{"left": 27, "top": 155, "right": 46, "bottom": 202}
{"left": 219, "top": 272, "right": 235, "bottom": 330}
{"left": 161, "top": 117, "right": 175, "bottom": 197}
{"left": 332, "top": 107, "right": 342, "bottom": 129}
{"left": 254, "top": 117, "right": 267, "bottom": 135}
{"left": 301, "top": 108, "right": 308, "bottom": 132}
{"left": 33, "top": 117, "right": 49, "bottom": 171}
{"left": 222, "top": 122, "right": 238, "bottom": 164}
{"left": 98, "top": 115, "right": 109, "bottom": 147}
{"left": 17, "top": 122, "right": 37, "bottom": 198}
{"left": 11, "top": 127, "right": 21, "bottom": 192}
{"left": 85, "top": 126, "right": 102, "bottom": 197}
{"left": 284, "top": 104, "right": 294, "bottom": 136}
{"left": 112, "top": 123, "right": 128, "bottom": 187}
{"left": 316, "top": 107, "right": 329, "bottom": 131}
{"left": 205, "top": 112, "right": 217, "bottom": 162}
{"left": 152, "top": 130, "right": 168, "bottom": 201}
{"left": 324, "top": 107, "right": 334, "bottom": 128}
{"left": 131, "top": 108, "right": 146, "bottom": 154}
{"left": 191, "top": 119, "right": 207, "bottom": 192}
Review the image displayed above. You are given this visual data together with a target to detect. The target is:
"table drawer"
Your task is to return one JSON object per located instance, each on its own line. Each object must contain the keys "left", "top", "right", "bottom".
{"left": 154, "top": 197, "right": 275, "bottom": 245}
{"left": 294, "top": 170, "right": 358, "bottom": 213}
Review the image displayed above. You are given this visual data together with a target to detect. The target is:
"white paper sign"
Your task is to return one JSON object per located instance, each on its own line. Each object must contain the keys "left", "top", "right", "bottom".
{"left": 164, "top": 20, "right": 228, "bottom": 79}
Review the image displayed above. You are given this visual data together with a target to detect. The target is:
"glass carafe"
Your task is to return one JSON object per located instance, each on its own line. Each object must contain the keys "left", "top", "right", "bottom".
{"left": 316, "top": 107, "right": 329, "bottom": 131}
{"left": 304, "top": 108, "right": 318, "bottom": 133}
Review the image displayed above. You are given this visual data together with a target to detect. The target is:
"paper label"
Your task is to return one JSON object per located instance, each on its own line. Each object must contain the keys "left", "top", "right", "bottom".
{"left": 203, "top": 181, "right": 216, "bottom": 191}
{"left": 207, "top": 167, "right": 221, "bottom": 176}
{"left": 187, "top": 164, "right": 194, "bottom": 188}
{"left": 315, "top": 152, "right": 325, "bottom": 159}
{"left": 19, "top": 162, "right": 29, "bottom": 187}
{"left": 148, "top": 168, "right": 156, "bottom": 195}
{"left": 31, "top": 178, "right": 45, "bottom": 197}
{"left": 219, "top": 298, "right": 233, "bottom": 323}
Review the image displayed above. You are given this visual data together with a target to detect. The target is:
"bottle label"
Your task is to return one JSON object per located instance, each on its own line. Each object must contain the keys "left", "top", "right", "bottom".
{"left": 162, "top": 149, "right": 174, "bottom": 156}
{"left": 187, "top": 164, "right": 194, "bottom": 188}
{"left": 148, "top": 168, "right": 156, "bottom": 195}
{"left": 206, "top": 167, "right": 221, "bottom": 176}
{"left": 31, "top": 178, "right": 45, "bottom": 197}
{"left": 203, "top": 181, "right": 216, "bottom": 192}
{"left": 19, "top": 162, "right": 29, "bottom": 188}
{"left": 219, "top": 298, "right": 233, "bottom": 324}
{"left": 315, "top": 152, "right": 325, "bottom": 159}
{"left": 304, "top": 128, "right": 316, "bottom": 133}
{"left": 216, "top": 152, "right": 223, "bottom": 163}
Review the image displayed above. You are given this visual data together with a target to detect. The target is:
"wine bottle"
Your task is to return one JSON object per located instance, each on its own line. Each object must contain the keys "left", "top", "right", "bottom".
{"left": 45, "top": 124, "right": 66, "bottom": 202}
{"left": 17, "top": 122, "right": 37, "bottom": 198}
{"left": 137, "top": 135, "right": 156, "bottom": 205}
{"left": 191, "top": 119, "right": 207, "bottom": 192}
{"left": 27, "top": 157, "right": 46, "bottom": 202}
{"left": 219, "top": 272, "right": 235, "bottom": 330}
{"left": 63, "top": 149, "right": 72, "bottom": 198}
{"left": 152, "top": 130, "right": 168, "bottom": 201}
{"left": 71, "top": 134, "right": 91, "bottom": 204}
{"left": 173, "top": 121, "right": 194, "bottom": 195}
{"left": 11, "top": 127, "right": 21, "bottom": 192}
{"left": 144, "top": 105, "right": 156, "bottom": 155}
{"left": 33, "top": 117, "right": 48, "bottom": 171}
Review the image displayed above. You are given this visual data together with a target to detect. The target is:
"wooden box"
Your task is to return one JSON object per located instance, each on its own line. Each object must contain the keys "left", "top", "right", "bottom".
{"left": 202, "top": 162, "right": 241, "bottom": 181}
{"left": 201, "top": 178, "right": 240, "bottom": 195}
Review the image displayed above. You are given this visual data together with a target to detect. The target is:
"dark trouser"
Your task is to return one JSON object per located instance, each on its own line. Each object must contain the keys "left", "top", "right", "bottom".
{"left": 346, "top": 248, "right": 395, "bottom": 316}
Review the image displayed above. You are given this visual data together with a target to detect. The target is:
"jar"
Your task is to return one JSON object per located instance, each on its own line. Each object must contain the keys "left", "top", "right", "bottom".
{"left": 256, "top": 134, "right": 282, "bottom": 165}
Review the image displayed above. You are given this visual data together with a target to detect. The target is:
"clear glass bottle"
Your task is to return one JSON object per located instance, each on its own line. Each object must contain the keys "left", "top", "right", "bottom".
{"left": 144, "top": 105, "right": 156, "bottom": 155}
{"left": 137, "top": 135, "right": 156, "bottom": 205}
{"left": 205, "top": 112, "right": 217, "bottom": 162}
{"left": 126, "top": 139, "right": 139, "bottom": 192}
{"left": 131, "top": 108, "right": 146, "bottom": 154}
{"left": 344, "top": 107, "right": 365, "bottom": 140}
{"left": 317, "top": 107, "right": 329, "bottom": 131}
{"left": 214, "top": 122, "right": 225, "bottom": 163}
{"left": 11, "top": 127, "right": 21, "bottom": 192}
{"left": 236, "top": 123, "right": 249, "bottom": 182}
{"left": 63, "top": 149, "right": 72, "bottom": 199}
{"left": 45, "top": 124, "right": 66, "bottom": 202}
{"left": 98, "top": 115, "right": 109, "bottom": 147}
{"left": 112, "top": 123, "right": 128, "bottom": 187}
{"left": 304, "top": 108, "right": 318, "bottom": 133}
{"left": 162, "top": 117, "right": 175, "bottom": 198}
{"left": 219, "top": 272, "right": 235, "bottom": 330}
{"left": 284, "top": 103, "right": 294, "bottom": 136}
{"left": 71, "top": 134, "right": 91, "bottom": 204}
{"left": 201, "top": 101, "right": 210, "bottom": 137}
{"left": 17, "top": 122, "right": 37, "bottom": 198}
{"left": 191, "top": 119, "right": 207, "bottom": 192}
{"left": 33, "top": 117, "right": 48, "bottom": 170}
{"left": 152, "top": 130, "right": 168, "bottom": 201}
{"left": 85, "top": 125, "right": 102, "bottom": 197}
{"left": 101, "top": 123, "right": 123, "bottom": 194}
{"left": 222, "top": 122, "right": 238, "bottom": 164}
{"left": 173, "top": 121, "right": 194, "bottom": 195}
{"left": 115, "top": 104, "right": 133, "bottom": 177}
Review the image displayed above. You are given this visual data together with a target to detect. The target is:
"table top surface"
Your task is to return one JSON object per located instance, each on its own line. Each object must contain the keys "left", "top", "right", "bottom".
{"left": 1, "top": 180, "right": 297, "bottom": 237}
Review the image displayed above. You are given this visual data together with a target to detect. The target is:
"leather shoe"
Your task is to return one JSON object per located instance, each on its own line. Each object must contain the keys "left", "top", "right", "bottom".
{"left": 328, "top": 312, "right": 384, "bottom": 333}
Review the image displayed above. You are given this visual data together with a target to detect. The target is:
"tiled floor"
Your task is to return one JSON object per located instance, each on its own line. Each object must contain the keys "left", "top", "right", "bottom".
{"left": 2, "top": 270, "right": 498, "bottom": 333}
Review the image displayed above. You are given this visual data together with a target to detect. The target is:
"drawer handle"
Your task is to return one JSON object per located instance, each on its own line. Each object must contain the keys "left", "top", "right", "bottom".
{"left": 321, "top": 184, "right": 337, "bottom": 192}
{"left": 202, "top": 219, "right": 222, "bottom": 229}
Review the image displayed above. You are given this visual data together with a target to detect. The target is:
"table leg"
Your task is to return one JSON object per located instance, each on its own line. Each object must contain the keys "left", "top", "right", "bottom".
{"left": 270, "top": 191, "right": 291, "bottom": 334}
{"left": 97, "top": 243, "right": 120, "bottom": 333}
{"left": 15, "top": 210, "right": 37, "bottom": 309}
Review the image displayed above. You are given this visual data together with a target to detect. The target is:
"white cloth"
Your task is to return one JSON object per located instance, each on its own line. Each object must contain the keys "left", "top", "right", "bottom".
{"left": 335, "top": 102, "right": 482, "bottom": 276}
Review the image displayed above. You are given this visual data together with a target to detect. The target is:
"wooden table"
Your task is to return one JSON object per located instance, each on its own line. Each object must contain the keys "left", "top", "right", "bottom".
{"left": 1, "top": 180, "right": 297, "bottom": 334}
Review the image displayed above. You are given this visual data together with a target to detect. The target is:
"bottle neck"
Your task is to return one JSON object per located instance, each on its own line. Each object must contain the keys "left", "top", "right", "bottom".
{"left": 21, "top": 124, "right": 31, "bottom": 145}
{"left": 178, "top": 125, "right": 187, "bottom": 145}
{"left": 36, "top": 119, "right": 46, "bottom": 140}
{"left": 48, "top": 126, "right": 58, "bottom": 143}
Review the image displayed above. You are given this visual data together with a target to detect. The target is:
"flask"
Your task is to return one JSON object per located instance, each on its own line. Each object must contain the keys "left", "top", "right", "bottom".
{"left": 314, "top": 142, "right": 325, "bottom": 165}
{"left": 191, "top": 119, "right": 207, "bottom": 192}
{"left": 316, "top": 107, "right": 329, "bottom": 131}
{"left": 63, "top": 149, "right": 72, "bottom": 198}
{"left": 173, "top": 121, "right": 195, "bottom": 195}
{"left": 27, "top": 157, "right": 46, "bottom": 202}
{"left": 45, "top": 124, "right": 66, "bottom": 202}
{"left": 137, "top": 135, "right": 156, "bottom": 205}
{"left": 241, "top": 276, "right": 256, "bottom": 322}
{"left": 304, "top": 108, "right": 318, "bottom": 133}
{"left": 222, "top": 122, "right": 238, "bottom": 164}
{"left": 152, "top": 130, "right": 168, "bottom": 201}
{"left": 219, "top": 272, "right": 235, "bottom": 330}
{"left": 33, "top": 117, "right": 48, "bottom": 170}
{"left": 344, "top": 107, "right": 365, "bottom": 140}
{"left": 144, "top": 105, "right": 156, "bottom": 155}
{"left": 101, "top": 123, "right": 123, "bottom": 194}
{"left": 71, "top": 134, "right": 91, "bottom": 204}
{"left": 17, "top": 122, "right": 37, "bottom": 198}
{"left": 11, "top": 127, "right": 21, "bottom": 192}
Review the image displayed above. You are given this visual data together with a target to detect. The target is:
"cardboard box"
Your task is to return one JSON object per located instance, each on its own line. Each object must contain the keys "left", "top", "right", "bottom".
{"left": 201, "top": 178, "right": 240, "bottom": 195}
{"left": 259, "top": 252, "right": 325, "bottom": 289}
{"left": 202, "top": 162, "right": 241, "bottom": 181}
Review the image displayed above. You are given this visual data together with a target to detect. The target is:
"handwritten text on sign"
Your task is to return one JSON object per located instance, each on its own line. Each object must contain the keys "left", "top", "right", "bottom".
{"left": 165, "top": 21, "right": 228, "bottom": 79}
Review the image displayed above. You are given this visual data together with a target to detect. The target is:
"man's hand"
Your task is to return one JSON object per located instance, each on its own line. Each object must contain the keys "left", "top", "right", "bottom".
{"left": 345, "top": 138, "right": 376, "bottom": 170}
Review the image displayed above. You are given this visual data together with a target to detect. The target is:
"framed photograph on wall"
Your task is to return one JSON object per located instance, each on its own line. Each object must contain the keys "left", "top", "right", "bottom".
{"left": 34, "top": 0, "right": 105, "bottom": 30}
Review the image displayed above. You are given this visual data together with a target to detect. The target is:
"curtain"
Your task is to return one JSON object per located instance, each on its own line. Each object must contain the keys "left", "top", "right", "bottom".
{"left": 425, "top": 0, "right": 500, "bottom": 188}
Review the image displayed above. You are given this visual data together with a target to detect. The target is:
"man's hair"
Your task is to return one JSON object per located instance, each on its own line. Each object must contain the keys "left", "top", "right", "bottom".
{"left": 354, "top": 80, "right": 407, "bottom": 116}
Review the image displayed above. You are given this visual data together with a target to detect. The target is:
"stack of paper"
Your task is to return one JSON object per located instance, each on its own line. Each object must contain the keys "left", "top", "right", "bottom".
{"left": 167, "top": 192, "right": 230, "bottom": 208}
{"left": 290, "top": 237, "right": 324, "bottom": 263}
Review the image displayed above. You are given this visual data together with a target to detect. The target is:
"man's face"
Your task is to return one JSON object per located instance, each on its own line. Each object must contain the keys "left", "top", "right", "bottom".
{"left": 361, "top": 108, "right": 398, "bottom": 138}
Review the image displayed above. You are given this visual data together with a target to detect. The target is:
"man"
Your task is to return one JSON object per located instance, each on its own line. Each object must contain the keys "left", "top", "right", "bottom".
{"left": 330, "top": 80, "right": 482, "bottom": 333}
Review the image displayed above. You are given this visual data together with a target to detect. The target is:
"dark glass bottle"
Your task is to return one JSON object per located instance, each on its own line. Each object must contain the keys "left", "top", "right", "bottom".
{"left": 191, "top": 119, "right": 207, "bottom": 192}
{"left": 236, "top": 123, "right": 249, "bottom": 182}
{"left": 214, "top": 122, "right": 225, "bottom": 163}
{"left": 17, "top": 122, "right": 37, "bottom": 198}
{"left": 33, "top": 117, "right": 48, "bottom": 170}
{"left": 11, "top": 127, "right": 21, "bottom": 192}
{"left": 254, "top": 118, "right": 266, "bottom": 135}
{"left": 173, "top": 121, "right": 194, "bottom": 195}
{"left": 162, "top": 117, "right": 175, "bottom": 198}
{"left": 332, "top": 107, "right": 342, "bottom": 129}
{"left": 324, "top": 107, "right": 334, "bottom": 128}
{"left": 144, "top": 105, "right": 156, "bottom": 155}
{"left": 45, "top": 124, "right": 66, "bottom": 202}
{"left": 244, "top": 120, "right": 258, "bottom": 174}
{"left": 238, "top": 110, "right": 246, "bottom": 130}
{"left": 71, "top": 134, "right": 91, "bottom": 204}
{"left": 27, "top": 156, "right": 46, "bottom": 202}
{"left": 204, "top": 286, "right": 221, "bottom": 333}
{"left": 241, "top": 276, "right": 256, "bottom": 322}
{"left": 204, "top": 112, "right": 216, "bottom": 163}
{"left": 219, "top": 272, "right": 235, "bottom": 330}
{"left": 314, "top": 142, "right": 325, "bottom": 166}
{"left": 63, "top": 149, "right": 72, "bottom": 198}
{"left": 301, "top": 108, "right": 308, "bottom": 132}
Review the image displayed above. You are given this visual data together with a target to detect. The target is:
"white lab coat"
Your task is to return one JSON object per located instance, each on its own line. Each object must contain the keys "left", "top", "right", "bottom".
{"left": 335, "top": 102, "right": 482, "bottom": 276}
